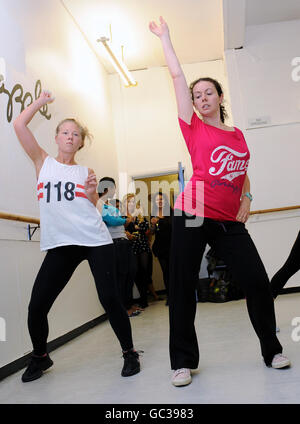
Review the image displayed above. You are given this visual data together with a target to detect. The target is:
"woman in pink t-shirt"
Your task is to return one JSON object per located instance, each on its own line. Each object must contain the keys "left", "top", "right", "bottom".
{"left": 149, "top": 17, "right": 290, "bottom": 387}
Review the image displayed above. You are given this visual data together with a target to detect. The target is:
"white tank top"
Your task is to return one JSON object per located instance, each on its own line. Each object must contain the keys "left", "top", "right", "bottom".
{"left": 37, "top": 156, "right": 112, "bottom": 251}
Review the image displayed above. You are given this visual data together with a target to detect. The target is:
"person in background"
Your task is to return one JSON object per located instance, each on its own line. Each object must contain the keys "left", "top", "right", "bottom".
{"left": 150, "top": 192, "right": 173, "bottom": 305}
{"left": 123, "top": 194, "right": 159, "bottom": 308}
{"left": 149, "top": 16, "right": 290, "bottom": 387}
{"left": 111, "top": 198, "right": 122, "bottom": 212}
{"left": 97, "top": 178, "right": 141, "bottom": 318}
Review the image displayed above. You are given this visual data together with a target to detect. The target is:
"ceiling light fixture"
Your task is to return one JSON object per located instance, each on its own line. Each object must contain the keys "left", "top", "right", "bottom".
{"left": 97, "top": 37, "right": 137, "bottom": 87}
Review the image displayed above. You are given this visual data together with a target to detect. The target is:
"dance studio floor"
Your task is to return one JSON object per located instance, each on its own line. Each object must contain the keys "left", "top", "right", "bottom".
{"left": 1, "top": 293, "right": 299, "bottom": 404}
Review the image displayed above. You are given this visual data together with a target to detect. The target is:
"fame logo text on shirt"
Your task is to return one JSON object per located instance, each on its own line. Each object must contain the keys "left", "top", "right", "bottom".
{"left": 209, "top": 146, "right": 249, "bottom": 182}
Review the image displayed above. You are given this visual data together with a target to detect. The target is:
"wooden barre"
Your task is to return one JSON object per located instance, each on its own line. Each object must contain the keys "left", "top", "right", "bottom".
{"left": 1, "top": 205, "right": 299, "bottom": 225}
{"left": 250, "top": 205, "right": 300, "bottom": 215}
{"left": 0, "top": 211, "right": 40, "bottom": 225}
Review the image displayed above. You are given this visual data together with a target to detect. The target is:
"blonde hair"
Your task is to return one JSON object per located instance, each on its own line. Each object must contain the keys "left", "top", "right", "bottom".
{"left": 122, "top": 193, "right": 135, "bottom": 216}
{"left": 122, "top": 193, "right": 144, "bottom": 221}
{"left": 55, "top": 118, "right": 93, "bottom": 150}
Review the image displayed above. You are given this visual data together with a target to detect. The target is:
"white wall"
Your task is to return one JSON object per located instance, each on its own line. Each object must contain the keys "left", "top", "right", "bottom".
{"left": 0, "top": 0, "right": 118, "bottom": 367}
{"left": 247, "top": 211, "right": 300, "bottom": 288}
{"left": 224, "top": 19, "right": 300, "bottom": 287}
{"left": 224, "top": 19, "right": 300, "bottom": 211}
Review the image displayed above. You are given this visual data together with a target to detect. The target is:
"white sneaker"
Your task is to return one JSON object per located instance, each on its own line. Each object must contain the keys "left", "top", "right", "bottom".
{"left": 271, "top": 354, "right": 290, "bottom": 369}
{"left": 171, "top": 368, "right": 192, "bottom": 387}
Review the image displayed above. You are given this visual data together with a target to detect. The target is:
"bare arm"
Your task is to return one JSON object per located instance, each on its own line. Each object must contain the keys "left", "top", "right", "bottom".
{"left": 149, "top": 17, "right": 194, "bottom": 124}
{"left": 13, "top": 91, "right": 54, "bottom": 177}
{"left": 236, "top": 174, "right": 251, "bottom": 223}
{"left": 241, "top": 174, "right": 250, "bottom": 196}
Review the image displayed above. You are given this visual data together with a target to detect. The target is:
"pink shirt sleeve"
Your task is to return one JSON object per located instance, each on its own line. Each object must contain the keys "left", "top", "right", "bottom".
{"left": 178, "top": 112, "right": 202, "bottom": 153}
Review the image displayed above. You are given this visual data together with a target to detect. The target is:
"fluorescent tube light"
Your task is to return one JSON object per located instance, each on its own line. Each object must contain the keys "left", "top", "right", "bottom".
{"left": 97, "top": 37, "right": 137, "bottom": 87}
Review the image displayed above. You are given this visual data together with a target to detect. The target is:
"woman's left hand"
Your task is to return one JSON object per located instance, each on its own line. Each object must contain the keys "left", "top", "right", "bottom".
{"left": 85, "top": 170, "right": 98, "bottom": 206}
{"left": 85, "top": 173, "right": 97, "bottom": 195}
{"left": 236, "top": 196, "right": 251, "bottom": 223}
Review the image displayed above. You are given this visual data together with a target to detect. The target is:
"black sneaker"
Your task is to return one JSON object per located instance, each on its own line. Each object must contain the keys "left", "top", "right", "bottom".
{"left": 121, "top": 350, "right": 141, "bottom": 377}
{"left": 22, "top": 353, "right": 53, "bottom": 382}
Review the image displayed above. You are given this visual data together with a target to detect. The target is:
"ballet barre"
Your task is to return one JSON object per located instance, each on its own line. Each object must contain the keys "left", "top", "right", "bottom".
{"left": 1, "top": 206, "right": 299, "bottom": 223}
{"left": 250, "top": 205, "right": 300, "bottom": 215}
{"left": 1, "top": 206, "right": 299, "bottom": 240}
{"left": 0, "top": 211, "right": 40, "bottom": 240}
{"left": 0, "top": 211, "right": 40, "bottom": 224}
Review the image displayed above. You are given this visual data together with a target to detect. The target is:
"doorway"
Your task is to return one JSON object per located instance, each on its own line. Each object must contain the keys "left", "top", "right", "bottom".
{"left": 133, "top": 172, "right": 180, "bottom": 292}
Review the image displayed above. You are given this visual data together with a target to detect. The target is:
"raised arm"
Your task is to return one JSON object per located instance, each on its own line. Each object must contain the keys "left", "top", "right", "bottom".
{"left": 13, "top": 90, "right": 54, "bottom": 177}
{"left": 149, "top": 16, "right": 194, "bottom": 124}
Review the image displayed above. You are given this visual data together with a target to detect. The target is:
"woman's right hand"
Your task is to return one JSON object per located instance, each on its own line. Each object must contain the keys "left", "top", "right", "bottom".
{"left": 149, "top": 16, "right": 169, "bottom": 38}
{"left": 38, "top": 90, "right": 55, "bottom": 106}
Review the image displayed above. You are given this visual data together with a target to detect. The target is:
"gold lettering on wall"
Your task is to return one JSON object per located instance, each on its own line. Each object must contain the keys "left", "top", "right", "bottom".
{"left": 0, "top": 79, "right": 51, "bottom": 122}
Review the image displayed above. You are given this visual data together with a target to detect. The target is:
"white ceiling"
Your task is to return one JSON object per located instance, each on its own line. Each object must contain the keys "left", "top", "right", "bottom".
{"left": 62, "top": 0, "right": 300, "bottom": 74}
{"left": 62, "top": 0, "right": 224, "bottom": 72}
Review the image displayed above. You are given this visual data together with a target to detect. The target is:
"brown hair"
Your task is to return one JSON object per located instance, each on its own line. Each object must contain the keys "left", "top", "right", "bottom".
{"left": 55, "top": 118, "right": 93, "bottom": 150}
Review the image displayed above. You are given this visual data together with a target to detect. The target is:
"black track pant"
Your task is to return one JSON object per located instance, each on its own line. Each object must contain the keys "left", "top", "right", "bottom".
{"left": 157, "top": 255, "right": 170, "bottom": 297}
{"left": 169, "top": 212, "right": 282, "bottom": 369}
{"left": 271, "top": 231, "right": 300, "bottom": 298}
{"left": 28, "top": 244, "right": 133, "bottom": 355}
{"left": 113, "top": 238, "right": 137, "bottom": 309}
{"left": 134, "top": 251, "right": 152, "bottom": 308}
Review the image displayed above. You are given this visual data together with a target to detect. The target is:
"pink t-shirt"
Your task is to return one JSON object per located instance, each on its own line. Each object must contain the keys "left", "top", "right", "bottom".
{"left": 174, "top": 112, "right": 250, "bottom": 221}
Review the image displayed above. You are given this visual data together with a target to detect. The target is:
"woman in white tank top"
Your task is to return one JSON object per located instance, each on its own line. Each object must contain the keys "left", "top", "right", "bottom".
{"left": 13, "top": 90, "right": 141, "bottom": 383}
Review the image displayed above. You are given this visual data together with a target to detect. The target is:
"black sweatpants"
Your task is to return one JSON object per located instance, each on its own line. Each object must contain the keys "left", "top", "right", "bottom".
{"left": 157, "top": 255, "right": 170, "bottom": 297}
{"left": 113, "top": 238, "right": 137, "bottom": 309}
{"left": 28, "top": 244, "right": 133, "bottom": 355}
{"left": 134, "top": 251, "right": 152, "bottom": 308}
{"left": 271, "top": 231, "right": 300, "bottom": 298}
{"left": 169, "top": 212, "right": 282, "bottom": 369}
